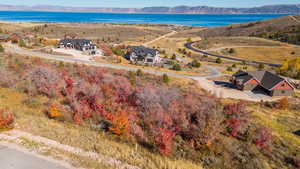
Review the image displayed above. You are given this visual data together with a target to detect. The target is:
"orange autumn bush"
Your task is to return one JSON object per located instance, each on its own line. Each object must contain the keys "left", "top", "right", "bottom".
{"left": 0, "top": 109, "right": 14, "bottom": 130}
{"left": 47, "top": 105, "right": 62, "bottom": 119}
{"left": 108, "top": 112, "right": 129, "bottom": 136}
{"left": 278, "top": 97, "right": 289, "bottom": 109}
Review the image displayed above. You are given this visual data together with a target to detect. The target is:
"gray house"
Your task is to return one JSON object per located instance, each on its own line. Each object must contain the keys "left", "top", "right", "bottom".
{"left": 59, "top": 39, "right": 97, "bottom": 55}
{"left": 231, "top": 70, "right": 294, "bottom": 96}
{"left": 125, "top": 46, "right": 162, "bottom": 64}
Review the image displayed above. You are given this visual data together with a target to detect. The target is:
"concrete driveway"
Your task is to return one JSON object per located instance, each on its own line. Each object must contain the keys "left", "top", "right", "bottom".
{"left": 0, "top": 144, "right": 69, "bottom": 169}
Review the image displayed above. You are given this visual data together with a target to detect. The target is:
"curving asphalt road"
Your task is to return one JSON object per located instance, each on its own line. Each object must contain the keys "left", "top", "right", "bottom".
{"left": 5, "top": 44, "right": 221, "bottom": 79}
{"left": 184, "top": 41, "right": 281, "bottom": 67}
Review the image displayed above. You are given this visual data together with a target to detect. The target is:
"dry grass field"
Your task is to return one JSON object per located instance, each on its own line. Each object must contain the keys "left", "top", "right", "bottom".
{"left": 249, "top": 103, "right": 300, "bottom": 149}
{"left": 0, "top": 21, "right": 172, "bottom": 44}
{"left": 0, "top": 21, "right": 43, "bottom": 32}
{"left": 194, "top": 37, "right": 283, "bottom": 50}
{"left": 192, "top": 37, "right": 299, "bottom": 65}
{"left": 220, "top": 46, "right": 300, "bottom": 64}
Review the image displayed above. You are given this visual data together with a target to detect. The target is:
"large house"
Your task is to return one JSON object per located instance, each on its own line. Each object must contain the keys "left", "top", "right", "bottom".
{"left": 0, "top": 33, "right": 22, "bottom": 43}
{"left": 125, "top": 46, "right": 162, "bottom": 64}
{"left": 58, "top": 39, "right": 97, "bottom": 55}
{"left": 231, "top": 70, "right": 294, "bottom": 96}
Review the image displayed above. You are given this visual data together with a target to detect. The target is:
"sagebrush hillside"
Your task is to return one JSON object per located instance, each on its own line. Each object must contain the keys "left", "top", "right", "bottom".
{"left": 198, "top": 15, "right": 300, "bottom": 45}
{"left": 0, "top": 52, "right": 299, "bottom": 169}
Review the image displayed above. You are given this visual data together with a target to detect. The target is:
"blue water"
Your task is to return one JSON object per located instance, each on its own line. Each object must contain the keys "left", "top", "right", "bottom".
{"left": 0, "top": 11, "right": 290, "bottom": 27}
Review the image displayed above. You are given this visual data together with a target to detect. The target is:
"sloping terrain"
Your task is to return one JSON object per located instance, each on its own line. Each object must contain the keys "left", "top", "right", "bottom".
{"left": 198, "top": 15, "right": 300, "bottom": 45}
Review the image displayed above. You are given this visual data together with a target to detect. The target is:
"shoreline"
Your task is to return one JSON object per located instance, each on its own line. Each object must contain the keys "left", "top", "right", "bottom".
{"left": 0, "top": 10, "right": 295, "bottom": 15}
{"left": 0, "top": 20, "right": 196, "bottom": 28}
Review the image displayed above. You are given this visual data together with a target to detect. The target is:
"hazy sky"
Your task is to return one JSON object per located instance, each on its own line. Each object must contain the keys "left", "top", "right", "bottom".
{"left": 1, "top": 0, "right": 300, "bottom": 8}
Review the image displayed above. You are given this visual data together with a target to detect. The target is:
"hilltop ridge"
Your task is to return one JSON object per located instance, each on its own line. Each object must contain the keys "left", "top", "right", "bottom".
{"left": 0, "top": 4, "right": 300, "bottom": 14}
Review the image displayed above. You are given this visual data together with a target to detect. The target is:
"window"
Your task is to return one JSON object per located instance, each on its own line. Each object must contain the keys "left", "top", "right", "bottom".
{"left": 281, "top": 83, "right": 285, "bottom": 87}
{"left": 146, "top": 59, "right": 153, "bottom": 62}
{"left": 281, "top": 90, "right": 285, "bottom": 94}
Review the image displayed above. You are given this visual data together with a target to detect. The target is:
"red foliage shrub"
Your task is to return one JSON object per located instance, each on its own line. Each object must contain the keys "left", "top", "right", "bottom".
{"left": 100, "top": 44, "right": 113, "bottom": 56}
{"left": 102, "top": 74, "right": 133, "bottom": 104}
{"left": 254, "top": 127, "right": 272, "bottom": 151}
{"left": 64, "top": 77, "right": 74, "bottom": 95}
{"left": 26, "top": 66, "right": 64, "bottom": 97}
{"left": 155, "top": 127, "right": 176, "bottom": 155}
{"left": 224, "top": 101, "right": 250, "bottom": 137}
{"left": 0, "top": 109, "right": 14, "bottom": 130}
{"left": 296, "top": 158, "right": 300, "bottom": 168}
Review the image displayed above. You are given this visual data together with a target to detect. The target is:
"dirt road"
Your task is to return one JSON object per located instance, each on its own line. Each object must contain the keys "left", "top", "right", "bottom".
{"left": 143, "top": 30, "right": 177, "bottom": 46}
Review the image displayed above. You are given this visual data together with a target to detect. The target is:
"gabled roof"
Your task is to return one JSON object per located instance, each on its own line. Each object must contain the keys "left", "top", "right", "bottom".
{"left": 59, "top": 39, "right": 93, "bottom": 46}
{"left": 128, "top": 46, "right": 157, "bottom": 58}
{"left": 233, "top": 70, "right": 293, "bottom": 90}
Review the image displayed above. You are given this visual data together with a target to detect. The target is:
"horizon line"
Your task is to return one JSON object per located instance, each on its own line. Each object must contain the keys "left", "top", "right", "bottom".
{"left": 0, "top": 3, "right": 299, "bottom": 9}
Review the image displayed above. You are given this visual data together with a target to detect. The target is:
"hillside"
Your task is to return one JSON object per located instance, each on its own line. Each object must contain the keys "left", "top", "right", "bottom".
{"left": 198, "top": 15, "right": 300, "bottom": 45}
{"left": 0, "top": 4, "right": 300, "bottom": 14}
{"left": 0, "top": 49, "right": 299, "bottom": 168}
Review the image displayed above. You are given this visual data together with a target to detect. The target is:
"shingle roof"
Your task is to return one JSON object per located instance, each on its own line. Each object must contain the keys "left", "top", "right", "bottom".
{"left": 128, "top": 46, "right": 157, "bottom": 58}
{"left": 233, "top": 70, "right": 289, "bottom": 90}
{"left": 59, "top": 39, "right": 92, "bottom": 46}
{"left": 235, "top": 74, "right": 253, "bottom": 84}
{"left": 233, "top": 70, "right": 247, "bottom": 77}
{"left": 259, "top": 71, "right": 285, "bottom": 90}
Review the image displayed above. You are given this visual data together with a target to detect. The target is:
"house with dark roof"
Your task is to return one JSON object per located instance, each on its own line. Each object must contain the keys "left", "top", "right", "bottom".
{"left": 125, "top": 46, "right": 162, "bottom": 64}
{"left": 231, "top": 70, "right": 294, "bottom": 96}
{"left": 58, "top": 38, "right": 97, "bottom": 55}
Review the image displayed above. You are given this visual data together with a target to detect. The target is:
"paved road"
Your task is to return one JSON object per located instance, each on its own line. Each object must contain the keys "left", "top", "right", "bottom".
{"left": 0, "top": 145, "right": 68, "bottom": 169}
{"left": 184, "top": 41, "right": 281, "bottom": 67}
{"left": 5, "top": 45, "right": 221, "bottom": 79}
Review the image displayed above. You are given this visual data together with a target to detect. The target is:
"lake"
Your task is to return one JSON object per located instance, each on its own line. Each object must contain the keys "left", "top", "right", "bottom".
{"left": 0, "top": 11, "right": 290, "bottom": 27}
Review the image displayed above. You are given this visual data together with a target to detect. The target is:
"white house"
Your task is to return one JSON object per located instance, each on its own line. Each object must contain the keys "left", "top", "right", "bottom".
{"left": 125, "top": 46, "right": 162, "bottom": 64}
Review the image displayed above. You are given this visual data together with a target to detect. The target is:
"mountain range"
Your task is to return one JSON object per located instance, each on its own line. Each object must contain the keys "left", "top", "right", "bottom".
{"left": 0, "top": 4, "right": 300, "bottom": 14}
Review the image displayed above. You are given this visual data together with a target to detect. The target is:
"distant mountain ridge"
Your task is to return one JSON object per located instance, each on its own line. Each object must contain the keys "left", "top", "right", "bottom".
{"left": 0, "top": 4, "right": 300, "bottom": 14}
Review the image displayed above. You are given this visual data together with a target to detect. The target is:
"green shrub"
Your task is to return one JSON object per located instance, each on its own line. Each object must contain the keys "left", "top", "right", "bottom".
{"left": 136, "top": 69, "right": 143, "bottom": 76}
{"left": 171, "top": 54, "right": 177, "bottom": 60}
{"left": 162, "top": 74, "right": 170, "bottom": 83}
{"left": 227, "top": 66, "right": 233, "bottom": 72}
{"left": 18, "top": 39, "right": 26, "bottom": 47}
{"left": 112, "top": 47, "right": 125, "bottom": 56}
{"left": 189, "top": 59, "right": 201, "bottom": 68}
{"left": 216, "top": 58, "right": 222, "bottom": 64}
{"left": 258, "top": 63, "right": 265, "bottom": 70}
{"left": 0, "top": 44, "right": 4, "bottom": 53}
{"left": 172, "top": 64, "right": 181, "bottom": 71}
{"left": 228, "top": 48, "right": 235, "bottom": 54}
{"left": 187, "top": 37, "right": 192, "bottom": 43}
{"left": 232, "top": 64, "right": 237, "bottom": 68}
